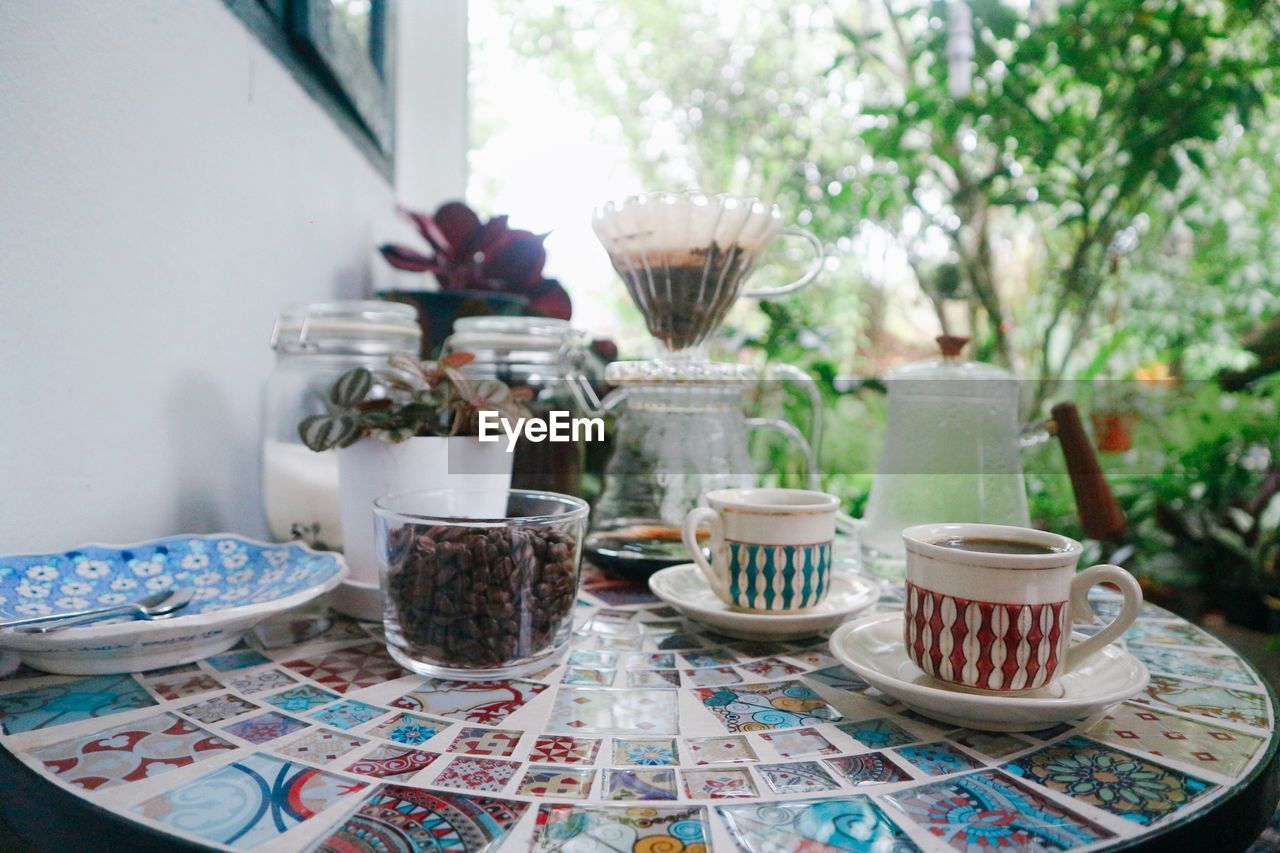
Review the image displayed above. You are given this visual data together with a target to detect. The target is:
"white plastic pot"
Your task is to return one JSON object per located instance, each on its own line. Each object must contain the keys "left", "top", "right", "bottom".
{"left": 334, "top": 436, "right": 512, "bottom": 620}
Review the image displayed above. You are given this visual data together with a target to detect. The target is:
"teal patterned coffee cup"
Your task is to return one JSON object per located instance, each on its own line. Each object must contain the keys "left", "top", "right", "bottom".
{"left": 682, "top": 488, "right": 839, "bottom": 613}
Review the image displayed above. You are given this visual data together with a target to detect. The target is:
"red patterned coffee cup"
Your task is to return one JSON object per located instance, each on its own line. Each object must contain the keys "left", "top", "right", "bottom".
{"left": 901, "top": 523, "right": 1142, "bottom": 693}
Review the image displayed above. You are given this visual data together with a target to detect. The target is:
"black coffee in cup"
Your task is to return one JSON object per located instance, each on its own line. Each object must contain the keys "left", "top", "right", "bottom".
{"left": 933, "top": 536, "right": 1066, "bottom": 556}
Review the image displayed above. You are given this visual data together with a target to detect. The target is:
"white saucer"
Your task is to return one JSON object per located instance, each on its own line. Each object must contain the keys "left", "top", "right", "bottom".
{"left": 829, "top": 612, "right": 1148, "bottom": 731}
{"left": 648, "top": 564, "right": 880, "bottom": 640}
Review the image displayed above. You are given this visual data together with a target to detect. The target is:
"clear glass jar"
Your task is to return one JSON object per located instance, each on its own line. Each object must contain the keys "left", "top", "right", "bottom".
{"left": 373, "top": 489, "right": 589, "bottom": 678}
{"left": 442, "top": 316, "right": 601, "bottom": 498}
{"left": 262, "top": 301, "right": 421, "bottom": 550}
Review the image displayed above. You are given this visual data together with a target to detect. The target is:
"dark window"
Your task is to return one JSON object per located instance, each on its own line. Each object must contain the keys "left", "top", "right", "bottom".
{"left": 223, "top": 0, "right": 394, "bottom": 178}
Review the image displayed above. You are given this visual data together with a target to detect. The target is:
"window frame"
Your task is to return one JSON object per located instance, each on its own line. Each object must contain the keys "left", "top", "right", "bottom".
{"left": 222, "top": 0, "right": 395, "bottom": 179}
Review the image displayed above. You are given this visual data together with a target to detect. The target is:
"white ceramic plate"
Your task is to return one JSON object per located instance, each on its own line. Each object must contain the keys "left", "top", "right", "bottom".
{"left": 648, "top": 564, "right": 880, "bottom": 640}
{"left": 0, "top": 534, "right": 347, "bottom": 674}
{"left": 829, "top": 611, "right": 1149, "bottom": 731}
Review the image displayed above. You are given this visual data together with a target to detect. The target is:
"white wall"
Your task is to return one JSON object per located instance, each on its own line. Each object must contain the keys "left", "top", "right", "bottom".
{"left": 0, "top": 1, "right": 467, "bottom": 552}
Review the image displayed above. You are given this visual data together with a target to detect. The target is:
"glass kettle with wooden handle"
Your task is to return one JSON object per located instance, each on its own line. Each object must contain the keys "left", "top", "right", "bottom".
{"left": 859, "top": 335, "right": 1124, "bottom": 580}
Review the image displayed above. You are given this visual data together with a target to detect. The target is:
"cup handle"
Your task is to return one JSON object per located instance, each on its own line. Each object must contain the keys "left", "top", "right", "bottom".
{"left": 1064, "top": 563, "right": 1143, "bottom": 672}
{"left": 682, "top": 507, "right": 728, "bottom": 602}
{"left": 742, "top": 227, "right": 824, "bottom": 298}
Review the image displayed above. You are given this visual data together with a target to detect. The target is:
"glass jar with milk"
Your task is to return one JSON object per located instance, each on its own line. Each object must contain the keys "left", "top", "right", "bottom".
{"left": 262, "top": 301, "right": 421, "bottom": 550}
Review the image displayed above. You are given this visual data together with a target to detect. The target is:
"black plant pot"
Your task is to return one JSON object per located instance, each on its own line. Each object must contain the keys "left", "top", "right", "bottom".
{"left": 377, "top": 289, "right": 528, "bottom": 357}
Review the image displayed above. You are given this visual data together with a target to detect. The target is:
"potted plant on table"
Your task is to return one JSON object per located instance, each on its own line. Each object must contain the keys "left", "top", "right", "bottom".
{"left": 299, "top": 352, "right": 531, "bottom": 619}
{"left": 379, "top": 202, "right": 573, "bottom": 356}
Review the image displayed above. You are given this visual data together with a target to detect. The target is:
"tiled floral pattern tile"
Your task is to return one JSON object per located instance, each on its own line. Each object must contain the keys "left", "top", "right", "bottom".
{"left": 447, "top": 726, "right": 522, "bottom": 757}
{"left": 759, "top": 727, "right": 839, "bottom": 757}
{"left": 391, "top": 678, "right": 547, "bottom": 725}
{"left": 693, "top": 681, "right": 841, "bottom": 733}
{"left": 1133, "top": 675, "right": 1269, "bottom": 729}
{"left": 719, "top": 797, "right": 909, "bottom": 851}
{"left": 755, "top": 760, "right": 840, "bottom": 794}
{"left": 682, "top": 766, "right": 759, "bottom": 799}
{"left": 685, "top": 734, "right": 758, "bottom": 765}
{"left": 561, "top": 667, "right": 615, "bottom": 686}
{"left": 517, "top": 765, "right": 595, "bottom": 799}
{"left": 313, "top": 785, "right": 528, "bottom": 852}
{"left": 804, "top": 663, "right": 870, "bottom": 692}
{"left": 1004, "top": 735, "right": 1215, "bottom": 825}
{"left": 274, "top": 727, "right": 366, "bottom": 765}
{"left": 683, "top": 666, "right": 741, "bottom": 687}
{"left": 825, "top": 752, "right": 913, "bottom": 786}
{"left": 625, "top": 669, "right": 680, "bottom": 688}
{"left": 179, "top": 694, "right": 259, "bottom": 725}
{"left": 883, "top": 769, "right": 1115, "bottom": 850}
{"left": 603, "top": 768, "right": 679, "bottom": 801}
{"left": 528, "top": 734, "right": 600, "bottom": 765}
{"left": 1088, "top": 703, "right": 1266, "bottom": 777}
{"left": 1119, "top": 620, "right": 1225, "bottom": 649}
{"left": 787, "top": 649, "right": 838, "bottom": 669}
{"left": 1129, "top": 644, "right": 1258, "bottom": 687}
{"left": 135, "top": 752, "right": 365, "bottom": 848}
{"left": 205, "top": 649, "right": 271, "bottom": 672}
{"left": 894, "top": 741, "right": 985, "bottom": 776}
{"left": 226, "top": 668, "right": 298, "bottom": 696}
{"left": 597, "top": 636, "right": 644, "bottom": 651}
{"left": 145, "top": 673, "right": 221, "bottom": 701}
{"left": 947, "top": 729, "right": 1035, "bottom": 759}
{"left": 366, "top": 711, "right": 450, "bottom": 746}
{"left": 631, "top": 653, "right": 676, "bottom": 669}
{"left": 223, "top": 711, "right": 308, "bottom": 744}
{"left": 308, "top": 699, "right": 384, "bottom": 730}
{"left": 738, "top": 657, "right": 805, "bottom": 679}
{"left": 532, "top": 804, "right": 709, "bottom": 850}
{"left": 345, "top": 743, "right": 439, "bottom": 780}
{"left": 566, "top": 650, "right": 617, "bottom": 668}
{"left": 282, "top": 641, "right": 408, "bottom": 694}
{"left": 613, "top": 737, "right": 679, "bottom": 766}
{"left": 263, "top": 684, "right": 340, "bottom": 713}
{"left": 837, "top": 717, "right": 921, "bottom": 749}
{"left": 30, "top": 712, "right": 234, "bottom": 790}
{"left": 682, "top": 650, "right": 738, "bottom": 668}
{"left": 547, "top": 687, "right": 679, "bottom": 735}
{"left": 0, "top": 674, "right": 156, "bottom": 734}
{"left": 433, "top": 755, "right": 521, "bottom": 793}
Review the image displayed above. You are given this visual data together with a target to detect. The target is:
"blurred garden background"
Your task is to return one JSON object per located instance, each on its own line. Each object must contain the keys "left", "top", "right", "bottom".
{"left": 466, "top": 0, "right": 1280, "bottom": 629}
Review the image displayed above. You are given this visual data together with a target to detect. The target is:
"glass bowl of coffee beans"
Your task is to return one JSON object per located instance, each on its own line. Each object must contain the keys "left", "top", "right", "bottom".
{"left": 372, "top": 489, "right": 589, "bottom": 679}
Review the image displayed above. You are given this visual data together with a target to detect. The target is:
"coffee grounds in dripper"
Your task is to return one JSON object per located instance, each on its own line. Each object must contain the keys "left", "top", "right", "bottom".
{"left": 609, "top": 242, "right": 755, "bottom": 351}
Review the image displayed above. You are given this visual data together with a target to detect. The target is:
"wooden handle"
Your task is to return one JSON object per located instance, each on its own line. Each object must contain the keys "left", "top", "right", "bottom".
{"left": 1051, "top": 401, "right": 1127, "bottom": 541}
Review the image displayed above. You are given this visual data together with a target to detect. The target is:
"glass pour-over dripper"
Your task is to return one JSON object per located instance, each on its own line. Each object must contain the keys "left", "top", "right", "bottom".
{"left": 592, "top": 191, "right": 823, "bottom": 357}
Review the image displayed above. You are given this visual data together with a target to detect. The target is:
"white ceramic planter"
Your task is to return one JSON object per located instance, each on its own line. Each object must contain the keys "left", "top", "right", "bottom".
{"left": 335, "top": 436, "right": 513, "bottom": 620}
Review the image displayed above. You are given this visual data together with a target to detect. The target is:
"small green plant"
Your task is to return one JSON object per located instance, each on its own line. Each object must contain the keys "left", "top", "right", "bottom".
{"left": 298, "top": 352, "right": 532, "bottom": 451}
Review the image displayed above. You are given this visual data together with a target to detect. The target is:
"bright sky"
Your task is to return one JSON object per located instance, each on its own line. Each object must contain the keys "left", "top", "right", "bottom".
{"left": 467, "top": 0, "right": 651, "bottom": 353}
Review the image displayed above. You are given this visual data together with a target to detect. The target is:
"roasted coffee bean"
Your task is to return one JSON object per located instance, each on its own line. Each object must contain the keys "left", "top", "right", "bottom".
{"left": 386, "top": 522, "right": 581, "bottom": 668}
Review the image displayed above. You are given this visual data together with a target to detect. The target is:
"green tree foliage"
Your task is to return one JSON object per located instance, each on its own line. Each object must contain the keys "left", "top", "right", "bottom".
{"left": 497, "top": 0, "right": 1280, "bottom": 395}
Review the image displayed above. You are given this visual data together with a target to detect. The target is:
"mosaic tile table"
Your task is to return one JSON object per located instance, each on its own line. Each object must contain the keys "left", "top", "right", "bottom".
{"left": 0, "top": 563, "right": 1276, "bottom": 852}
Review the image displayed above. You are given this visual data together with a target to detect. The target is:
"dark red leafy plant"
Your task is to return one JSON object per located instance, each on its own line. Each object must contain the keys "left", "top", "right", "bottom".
{"left": 380, "top": 201, "right": 572, "bottom": 320}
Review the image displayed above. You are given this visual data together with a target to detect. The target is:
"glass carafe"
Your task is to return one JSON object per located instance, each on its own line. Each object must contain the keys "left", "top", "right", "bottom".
{"left": 580, "top": 361, "right": 816, "bottom": 575}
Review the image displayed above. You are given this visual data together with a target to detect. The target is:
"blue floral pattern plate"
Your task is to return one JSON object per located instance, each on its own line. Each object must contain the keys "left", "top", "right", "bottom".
{"left": 0, "top": 535, "right": 346, "bottom": 675}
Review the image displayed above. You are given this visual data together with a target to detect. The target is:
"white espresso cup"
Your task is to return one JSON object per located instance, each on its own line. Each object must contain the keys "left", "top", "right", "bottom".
{"left": 902, "top": 522, "right": 1143, "bottom": 692}
{"left": 682, "top": 488, "right": 838, "bottom": 613}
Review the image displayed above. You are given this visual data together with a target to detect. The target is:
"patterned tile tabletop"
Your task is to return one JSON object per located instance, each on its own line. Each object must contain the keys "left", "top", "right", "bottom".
{"left": 0, "top": 564, "right": 1275, "bottom": 851}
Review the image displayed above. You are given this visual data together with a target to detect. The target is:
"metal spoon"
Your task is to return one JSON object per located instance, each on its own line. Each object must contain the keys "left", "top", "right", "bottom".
{"left": 2, "top": 587, "right": 196, "bottom": 634}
